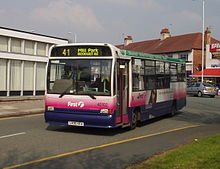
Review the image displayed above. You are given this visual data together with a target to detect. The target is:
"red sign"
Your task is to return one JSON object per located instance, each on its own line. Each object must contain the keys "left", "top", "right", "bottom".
{"left": 210, "top": 43, "right": 220, "bottom": 52}
{"left": 210, "top": 43, "right": 220, "bottom": 59}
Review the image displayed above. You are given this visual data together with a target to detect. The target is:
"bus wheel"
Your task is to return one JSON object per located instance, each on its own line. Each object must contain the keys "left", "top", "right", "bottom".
{"left": 169, "top": 104, "right": 176, "bottom": 117}
{"left": 129, "top": 110, "right": 138, "bottom": 130}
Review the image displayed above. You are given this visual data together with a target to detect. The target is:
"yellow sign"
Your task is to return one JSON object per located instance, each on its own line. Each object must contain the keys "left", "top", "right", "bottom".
{"left": 61, "top": 48, "right": 100, "bottom": 56}
{"left": 62, "top": 49, "right": 70, "bottom": 56}
{"left": 77, "top": 48, "right": 99, "bottom": 56}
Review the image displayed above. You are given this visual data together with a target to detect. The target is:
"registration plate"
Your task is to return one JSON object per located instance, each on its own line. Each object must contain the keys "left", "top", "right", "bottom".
{"left": 68, "top": 121, "right": 84, "bottom": 126}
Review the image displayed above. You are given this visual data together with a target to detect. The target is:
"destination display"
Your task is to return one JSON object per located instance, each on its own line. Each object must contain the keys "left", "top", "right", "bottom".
{"left": 51, "top": 46, "right": 112, "bottom": 57}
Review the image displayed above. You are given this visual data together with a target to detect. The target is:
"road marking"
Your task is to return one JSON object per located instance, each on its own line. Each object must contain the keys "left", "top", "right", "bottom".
{"left": 0, "top": 114, "right": 43, "bottom": 121}
{"left": 0, "top": 132, "right": 26, "bottom": 139}
{"left": 4, "top": 124, "right": 200, "bottom": 169}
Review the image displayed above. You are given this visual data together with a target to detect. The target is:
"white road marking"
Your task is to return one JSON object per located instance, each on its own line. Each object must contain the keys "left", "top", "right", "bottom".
{"left": 0, "top": 132, "right": 26, "bottom": 139}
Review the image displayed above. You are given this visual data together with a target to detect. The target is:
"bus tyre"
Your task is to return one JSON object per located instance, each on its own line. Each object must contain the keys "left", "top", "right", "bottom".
{"left": 169, "top": 104, "right": 176, "bottom": 117}
{"left": 129, "top": 111, "right": 138, "bottom": 130}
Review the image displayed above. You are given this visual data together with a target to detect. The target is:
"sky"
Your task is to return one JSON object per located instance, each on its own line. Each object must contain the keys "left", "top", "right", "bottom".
{"left": 0, "top": 0, "right": 219, "bottom": 44}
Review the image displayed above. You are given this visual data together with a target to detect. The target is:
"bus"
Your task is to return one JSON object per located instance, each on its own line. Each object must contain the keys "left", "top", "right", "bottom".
{"left": 45, "top": 43, "right": 186, "bottom": 129}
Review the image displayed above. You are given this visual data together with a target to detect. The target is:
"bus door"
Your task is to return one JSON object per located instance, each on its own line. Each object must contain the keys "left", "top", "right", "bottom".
{"left": 116, "top": 59, "right": 129, "bottom": 125}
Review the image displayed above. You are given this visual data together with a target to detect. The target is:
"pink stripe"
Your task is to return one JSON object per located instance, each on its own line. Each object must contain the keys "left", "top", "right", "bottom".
{"left": 46, "top": 94, "right": 117, "bottom": 110}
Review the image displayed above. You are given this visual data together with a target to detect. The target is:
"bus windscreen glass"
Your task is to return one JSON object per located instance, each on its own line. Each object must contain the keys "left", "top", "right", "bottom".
{"left": 47, "top": 59, "right": 112, "bottom": 96}
{"left": 51, "top": 46, "right": 112, "bottom": 57}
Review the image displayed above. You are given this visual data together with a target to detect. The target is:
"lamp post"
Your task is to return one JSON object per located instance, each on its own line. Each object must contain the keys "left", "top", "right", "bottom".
{"left": 201, "top": 0, "right": 205, "bottom": 83}
{"left": 192, "top": 0, "right": 205, "bottom": 82}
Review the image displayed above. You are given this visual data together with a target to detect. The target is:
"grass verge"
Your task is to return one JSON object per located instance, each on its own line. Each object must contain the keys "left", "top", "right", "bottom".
{"left": 127, "top": 133, "right": 220, "bottom": 169}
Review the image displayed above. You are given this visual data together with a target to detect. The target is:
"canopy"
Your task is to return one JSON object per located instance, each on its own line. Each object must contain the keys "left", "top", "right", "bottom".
{"left": 191, "top": 68, "right": 220, "bottom": 77}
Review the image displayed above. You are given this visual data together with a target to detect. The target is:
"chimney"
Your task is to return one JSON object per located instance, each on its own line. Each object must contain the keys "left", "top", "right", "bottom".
{"left": 205, "top": 27, "right": 211, "bottom": 45}
{"left": 124, "top": 36, "right": 133, "bottom": 46}
{"left": 160, "top": 28, "right": 171, "bottom": 40}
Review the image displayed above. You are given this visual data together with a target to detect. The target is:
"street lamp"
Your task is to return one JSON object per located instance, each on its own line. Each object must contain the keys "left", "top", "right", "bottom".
{"left": 68, "top": 32, "right": 77, "bottom": 43}
{"left": 201, "top": 0, "right": 205, "bottom": 83}
{"left": 193, "top": 0, "right": 205, "bottom": 82}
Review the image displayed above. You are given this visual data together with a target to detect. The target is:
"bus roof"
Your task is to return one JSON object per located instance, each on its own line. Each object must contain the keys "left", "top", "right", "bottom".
{"left": 120, "top": 50, "right": 185, "bottom": 63}
{"left": 51, "top": 43, "right": 185, "bottom": 63}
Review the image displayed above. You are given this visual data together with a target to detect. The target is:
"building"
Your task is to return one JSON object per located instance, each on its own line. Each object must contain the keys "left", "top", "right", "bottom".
{"left": 0, "top": 27, "right": 68, "bottom": 97}
{"left": 117, "top": 28, "right": 220, "bottom": 84}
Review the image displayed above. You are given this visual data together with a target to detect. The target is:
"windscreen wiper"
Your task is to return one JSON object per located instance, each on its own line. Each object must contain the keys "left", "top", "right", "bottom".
{"left": 87, "top": 94, "right": 96, "bottom": 100}
{"left": 59, "top": 84, "right": 75, "bottom": 98}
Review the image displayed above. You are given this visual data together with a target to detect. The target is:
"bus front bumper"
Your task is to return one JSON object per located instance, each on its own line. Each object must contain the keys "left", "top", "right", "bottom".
{"left": 44, "top": 111, "right": 116, "bottom": 128}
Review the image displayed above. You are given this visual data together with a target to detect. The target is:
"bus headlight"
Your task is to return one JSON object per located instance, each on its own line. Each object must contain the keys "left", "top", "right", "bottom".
{"left": 100, "top": 109, "right": 113, "bottom": 114}
{"left": 46, "top": 106, "right": 55, "bottom": 111}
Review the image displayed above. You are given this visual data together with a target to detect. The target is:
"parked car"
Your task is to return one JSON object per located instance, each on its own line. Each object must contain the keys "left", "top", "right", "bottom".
{"left": 215, "top": 85, "right": 220, "bottom": 96}
{"left": 187, "top": 82, "right": 215, "bottom": 98}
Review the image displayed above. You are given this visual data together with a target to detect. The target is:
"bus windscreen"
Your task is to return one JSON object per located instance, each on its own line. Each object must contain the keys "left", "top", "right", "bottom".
{"left": 47, "top": 59, "right": 112, "bottom": 96}
{"left": 51, "top": 46, "right": 112, "bottom": 57}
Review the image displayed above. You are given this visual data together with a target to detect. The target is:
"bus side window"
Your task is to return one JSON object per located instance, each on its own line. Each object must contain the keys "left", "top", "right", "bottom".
{"left": 114, "top": 65, "right": 117, "bottom": 95}
{"left": 164, "top": 62, "right": 170, "bottom": 88}
{"left": 170, "top": 63, "right": 178, "bottom": 82}
{"left": 177, "top": 63, "right": 186, "bottom": 82}
{"left": 144, "top": 60, "right": 156, "bottom": 90}
{"left": 132, "top": 59, "right": 144, "bottom": 91}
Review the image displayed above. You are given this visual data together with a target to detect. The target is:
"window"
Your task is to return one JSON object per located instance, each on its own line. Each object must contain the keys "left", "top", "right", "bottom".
{"left": 170, "top": 63, "right": 177, "bottom": 82}
{"left": 23, "top": 61, "right": 34, "bottom": 91}
{"left": 165, "top": 62, "right": 170, "bottom": 74}
{"left": 37, "top": 42, "right": 46, "bottom": 56}
{"left": 11, "top": 38, "right": 22, "bottom": 53}
{"left": 178, "top": 63, "right": 186, "bottom": 82}
{"left": 25, "top": 40, "right": 35, "bottom": 55}
{"left": 140, "top": 60, "right": 145, "bottom": 90}
{"left": 167, "top": 54, "right": 173, "bottom": 58}
{"left": 179, "top": 53, "right": 188, "bottom": 61}
{"left": 0, "top": 36, "right": 8, "bottom": 52}
{"left": 47, "top": 59, "right": 112, "bottom": 96}
{"left": 10, "top": 60, "right": 21, "bottom": 90}
{"left": 156, "top": 61, "right": 164, "bottom": 74}
{"left": 132, "top": 59, "right": 144, "bottom": 91}
{"left": 144, "top": 60, "right": 156, "bottom": 90}
{"left": 164, "top": 62, "right": 170, "bottom": 88}
{"left": 0, "top": 59, "right": 7, "bottom": 91}
{"left": 36, "top": 62, "right": 46, "bottom": 91}
{"left": 131, "top": 59, "right": 178, "bottom": 89}
{"left": 195, "top": 83, "right": 200, "bottom": 87}
{"left": 156, "top": 61, "right": 165, "bottom": 89}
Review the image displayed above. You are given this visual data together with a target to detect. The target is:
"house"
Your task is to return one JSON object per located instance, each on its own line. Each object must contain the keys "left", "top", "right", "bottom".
{"left": 117, "top": 28, "right": 220, "bottom": 84}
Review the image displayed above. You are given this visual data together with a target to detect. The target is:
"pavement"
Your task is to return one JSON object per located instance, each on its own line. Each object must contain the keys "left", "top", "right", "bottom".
{"left": 0, "top": 96, "right": 44, "bottom": 118}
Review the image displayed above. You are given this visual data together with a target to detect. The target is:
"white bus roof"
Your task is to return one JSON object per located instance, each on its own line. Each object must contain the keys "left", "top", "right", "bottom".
{"left": 51, "top": 43, "right": 185, "bottom": 63}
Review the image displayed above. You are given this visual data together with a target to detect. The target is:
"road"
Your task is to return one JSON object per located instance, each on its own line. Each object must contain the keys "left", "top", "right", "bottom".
{"left": 1, "top": 96, "right": 220, "bottom": 169}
